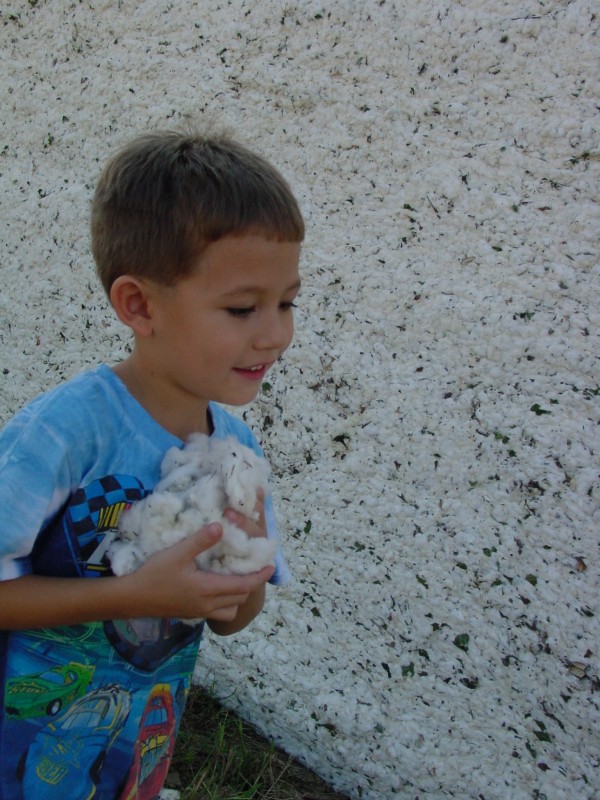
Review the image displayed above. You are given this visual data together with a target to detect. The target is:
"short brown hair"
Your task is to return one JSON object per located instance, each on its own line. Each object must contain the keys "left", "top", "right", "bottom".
{"left": 91, "top": 129, "right": 304, "bottom": 294}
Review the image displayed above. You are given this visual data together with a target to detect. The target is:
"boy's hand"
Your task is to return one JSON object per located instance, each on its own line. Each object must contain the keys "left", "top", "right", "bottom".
{"left": 128, "top": 521, "right": 273, "bottom": 623}
{"left": 0, "top": 504, "right": 274, "bottom": 632}
{"left": 223, "top": 488, "right": 267, "bottom": 540}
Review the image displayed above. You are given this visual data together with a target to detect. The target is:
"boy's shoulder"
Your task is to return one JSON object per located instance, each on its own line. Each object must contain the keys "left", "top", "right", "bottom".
{"left": 13, "top": 364, "right": 116, "bottom": 412}
{"left": 5, "top": 365, "right": 124, "bottom": 436}
{"left": 1, "top": 364, "right": 173, "bottom": 463}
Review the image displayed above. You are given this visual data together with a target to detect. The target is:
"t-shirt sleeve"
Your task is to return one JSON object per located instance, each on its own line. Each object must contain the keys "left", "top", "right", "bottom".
{"left": 262, "top": 489, "right": 292, "bottom": 586}
{"left": 0, "top": 407, "right": 74, "bottom": 581}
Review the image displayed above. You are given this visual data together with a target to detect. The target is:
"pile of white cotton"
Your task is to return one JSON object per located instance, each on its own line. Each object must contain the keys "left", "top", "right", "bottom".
{"left": 108, "top": 434, "right": 277, "bottom": 580}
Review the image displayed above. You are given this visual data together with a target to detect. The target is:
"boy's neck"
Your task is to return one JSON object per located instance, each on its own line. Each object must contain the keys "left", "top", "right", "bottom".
{"left": 113, "top": 357, "right": 212, "bottom": 440}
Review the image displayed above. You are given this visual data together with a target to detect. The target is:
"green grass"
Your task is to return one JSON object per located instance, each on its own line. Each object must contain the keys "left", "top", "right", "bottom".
{"left": 166, "top": 685, "right": 349, "bottom": 800}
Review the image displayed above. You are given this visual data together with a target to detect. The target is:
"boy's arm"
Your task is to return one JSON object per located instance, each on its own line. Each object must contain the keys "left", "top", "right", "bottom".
{"left": 0, "top": 524, "right": 273, "bottom": 630}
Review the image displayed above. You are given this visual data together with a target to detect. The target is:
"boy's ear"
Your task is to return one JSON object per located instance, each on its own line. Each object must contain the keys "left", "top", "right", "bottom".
{"left": 110, "top": 275, "right": 155, "bottom": 337}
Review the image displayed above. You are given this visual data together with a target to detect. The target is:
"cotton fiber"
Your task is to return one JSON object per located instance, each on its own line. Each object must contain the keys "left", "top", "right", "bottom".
{"left": 108, "top": 434, "right": 277, "bottom": 580}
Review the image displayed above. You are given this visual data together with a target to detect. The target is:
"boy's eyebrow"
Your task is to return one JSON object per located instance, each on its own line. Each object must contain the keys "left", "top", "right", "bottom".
{"left": 220, "top": 279, "right": 302, "bottom": 297}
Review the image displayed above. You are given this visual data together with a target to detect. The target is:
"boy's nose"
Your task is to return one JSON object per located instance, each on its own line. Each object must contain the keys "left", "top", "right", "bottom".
{"left": 255, "top": 311, "right": 293, "bottom": 353}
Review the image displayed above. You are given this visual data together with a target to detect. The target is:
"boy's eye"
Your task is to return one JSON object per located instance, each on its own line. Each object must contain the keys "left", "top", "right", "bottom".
{"left": 227, "top": 302, "right": 297, "bottom": 317}
{"left": 227, "top": 307, "right": 255, "bottom": 318}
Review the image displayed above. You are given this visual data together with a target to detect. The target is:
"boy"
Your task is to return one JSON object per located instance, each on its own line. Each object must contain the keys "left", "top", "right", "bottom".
{"left": 0, "top": 129, "right": 304, "bottom": 799}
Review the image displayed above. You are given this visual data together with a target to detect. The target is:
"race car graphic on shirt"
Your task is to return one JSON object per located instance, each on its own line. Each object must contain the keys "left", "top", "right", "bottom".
{"left": 19, "top": 684, "right": 132, "bottom": 800}
{"left": 30, "top": 475, "right": 148, "bottom": 579}
{"left": 4, "top": 662, "right": 95, "bottom": 720}
{"left": 120, "top": 682, "right": 180, "bottom": 799}
{"left": 1, "top": 473, "right": 203, "bottom": 800}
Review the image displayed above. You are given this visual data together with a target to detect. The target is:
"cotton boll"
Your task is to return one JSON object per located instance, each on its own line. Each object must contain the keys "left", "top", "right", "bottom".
{"left": 155, "top": 460, "right": 203, "bottom": 494}
{"left": 115, "top": 500, "right": 146, "bottom": 539}
{"left": 135, "top": 493, "right": 185, "bottom": 537}
{"left": 220, "top": 535, "right": 277, "bottom": 576}
{"left": 186, "top": 473, "right": 226, "bottom": 514}
{"left": 218, "top": 520, "right": 258, "bottom": 559}
{"left": 177, "top": 506, "right": 216, "bottom": 535}
{"left": 108, "top": 434, "right": 274, "bottom": 587}
{"left": 109, "top": 543, "right": 145, "bottom": 576}
{"left": 109, "top": 492, "right": 187, "bottom": 569}
{"left": 186, "top": 431, "right": 214, "bottom": 454}
{"left": 157, "top": 435, "right": 214, "bottom": 491}
{"left": 195, "top": 519, "right": 277, "bottom": 575}
{"left": 175, "top": 432, "right": 213, "bottom": 471}
{"left": 212, "top": 438, "right": 270, "bottom": 518}
{"left": 153, "top": 518, "right": 194, "bottom": 550}
{"left": 159, "top": 444, "right": 193, "bottom": 476}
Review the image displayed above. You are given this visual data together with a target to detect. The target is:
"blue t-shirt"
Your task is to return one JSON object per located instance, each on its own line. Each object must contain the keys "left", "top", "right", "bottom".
{"left": 0, "top": 365, "right": 290, "bottom": 800}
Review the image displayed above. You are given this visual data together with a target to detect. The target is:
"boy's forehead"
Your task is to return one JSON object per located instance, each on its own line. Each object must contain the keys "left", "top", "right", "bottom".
{"left": 195, "top": 235, "right": 301, "bottom": 286}
{"left": 220, "top": 276, "right": 302, "bottom": 297}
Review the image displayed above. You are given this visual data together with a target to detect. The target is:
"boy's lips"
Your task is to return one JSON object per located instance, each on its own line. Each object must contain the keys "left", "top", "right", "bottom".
{"left": 233, "top": 363, "right": 272, "bottom": 381}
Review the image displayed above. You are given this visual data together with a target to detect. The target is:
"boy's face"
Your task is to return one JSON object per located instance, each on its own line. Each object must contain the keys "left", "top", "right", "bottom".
{"left": 144, "top": 234, "right": 301, "bottom": 417}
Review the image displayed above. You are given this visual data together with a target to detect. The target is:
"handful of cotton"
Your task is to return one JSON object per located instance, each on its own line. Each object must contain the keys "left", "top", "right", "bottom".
{"left": 108, "top": 434, "right": 277, "bottom": 579}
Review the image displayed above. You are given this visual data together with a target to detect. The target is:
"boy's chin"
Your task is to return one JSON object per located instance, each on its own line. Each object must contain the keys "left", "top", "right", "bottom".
{"left": 220, "top": 388, "right": 263, "bottom": 407}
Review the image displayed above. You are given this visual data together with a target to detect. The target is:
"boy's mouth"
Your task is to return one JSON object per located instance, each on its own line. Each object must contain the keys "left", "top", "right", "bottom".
{"left": 233, "top": 363, "right": 271, "bottom": 381}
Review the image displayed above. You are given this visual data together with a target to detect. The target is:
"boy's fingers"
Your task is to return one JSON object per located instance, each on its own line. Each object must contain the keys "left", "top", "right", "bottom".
{"left": 212, "top": 566, "right": 274, "bottom": 603}
{"left": 224, "top": 505, "right": 267, "bottom": 539}
{"left": 253, "top": 564, "right": 275, "bottom": 584}
{"left": 254, "top": 489, "right": 265, "bottom": 518}
{"left": 218, "top": 565, "right": 274, "bottom": 594}
{"left": 223, "top": 507, "right": 248, "bottom": 526}
{"left": 168, "top": 525, "right": 273, "bottom": 608}
{"left": 208, "top": 605, "right": 240, "bottom": 622}
{"left": 207, "top": 565, "right": 274, "bottom": 615}
{"left": 175, "top": 523, "right": 222, "bottom": 560}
